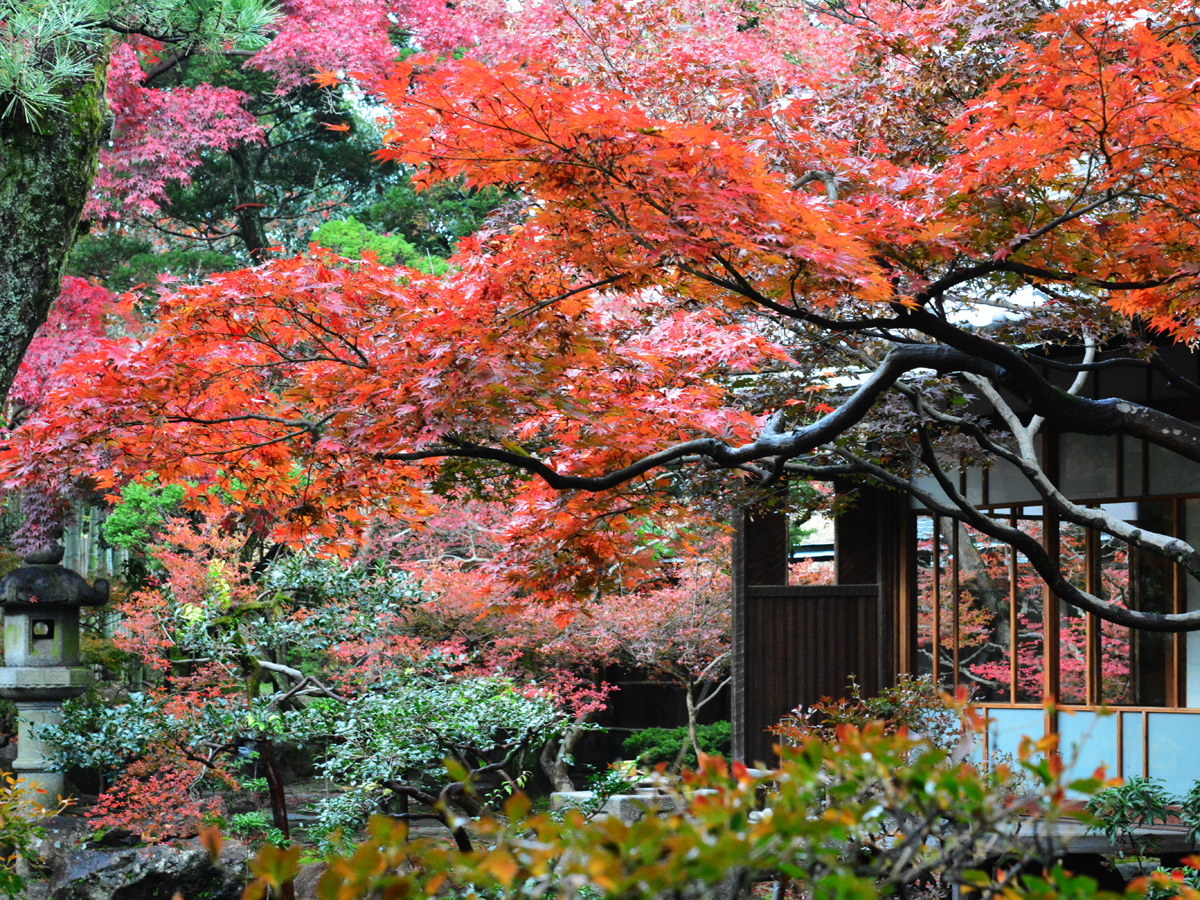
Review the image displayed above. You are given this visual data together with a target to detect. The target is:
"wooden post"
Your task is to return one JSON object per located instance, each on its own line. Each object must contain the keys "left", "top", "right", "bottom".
{"left": 731, "top": 502, "right": 789, "bottom": 763}
{"left": 1043, "top": 432, "right": 1061, "bottom": 704}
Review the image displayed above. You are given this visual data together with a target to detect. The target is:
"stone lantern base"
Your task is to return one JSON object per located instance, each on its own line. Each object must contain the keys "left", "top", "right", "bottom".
{"left": 10, "top": 701, "right": 67, "bottom": 802}
{"left": 0, "top": 668, "right": 92, "bottom": 806}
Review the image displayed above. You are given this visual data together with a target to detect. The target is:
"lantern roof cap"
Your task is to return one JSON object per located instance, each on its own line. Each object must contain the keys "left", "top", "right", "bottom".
{"left": 0, "top": 546, "right": 109, "bottom": 609}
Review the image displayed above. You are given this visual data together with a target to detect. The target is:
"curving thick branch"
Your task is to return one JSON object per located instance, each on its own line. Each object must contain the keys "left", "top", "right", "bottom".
{"left": 376, "top": 336, "right": 1200, "bottom": 501}
{"left": 375, "top": 344, "right": 1005, "bottom": 489}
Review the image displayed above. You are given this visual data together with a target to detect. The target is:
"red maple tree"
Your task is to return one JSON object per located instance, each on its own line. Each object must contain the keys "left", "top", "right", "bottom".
{"left": 7, "top": 0, "right": 1200, "bottom": 627}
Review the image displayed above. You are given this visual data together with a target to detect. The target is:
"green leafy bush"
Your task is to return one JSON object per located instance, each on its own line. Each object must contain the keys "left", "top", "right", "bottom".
{"left": 621, "top": 721, "right": 731, "bottom": 768}
{"left": 314, "top": 674, "right": 566, "bottom": 842}
{"left": 228, "top": 811, "right": 289, "bottom": 849}
{"left": 101, "top": 481, "right": 186, "bottom": 552}
{"left": 1087, "top": 776, "right": 1200, "bottom": 867}
{"left": 311, "top": 216, "right": 448, "bottom": 275}
{"left": 0, "top": 771, "right": 68, "bottom": 899}
{"left": 775, "top": 674, "right": 967, "bottom": 752}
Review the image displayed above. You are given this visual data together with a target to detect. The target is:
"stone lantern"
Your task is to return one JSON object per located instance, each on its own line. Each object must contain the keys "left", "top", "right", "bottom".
{"left": 0, "top": 545, "right": 108, "bottom": 803}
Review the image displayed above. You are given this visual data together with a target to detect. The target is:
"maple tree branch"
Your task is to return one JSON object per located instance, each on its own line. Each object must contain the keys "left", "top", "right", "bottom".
{"left": 139, "top": 45, "right": 260, "bottom": 84}
{"left": 694, "top": 677, "right": 730, "bottom": 712}
{"left": 891, "top": 374, "right": 1200, "bottom": 579}
{"left": 960, "top": 372, "right": 1200, "bottom": 573}
{"left": 835, "top": 438, "right": 1200, "bottom": 632}
{"left": 142, "top": 48, "right": 194, "bottom": 83}
{"left": 375, "top": 345, "right": 1005, "bottom": 488}
{"left": 504, "top": 274, "right": 630, "bottom": 320}
{"left": 683, "top": 257, "right": 897, "bottom": 333}
{"left": 282, "top": 308, "right": 373, "bottom": 369}
{"left": 153, "top": 412, "right": 333, "bottom": 435}
{"left": 898, "top": 306, "right": 1200, "bottom": 462}
{"left": 1003, "top": 188, "right": 1132, "bottom": 257}
{"left": 791, "top": 170, "right": 839, "bottom": 202}
{"left": 909, "top": 256, "right": 1192, "bottom": 310}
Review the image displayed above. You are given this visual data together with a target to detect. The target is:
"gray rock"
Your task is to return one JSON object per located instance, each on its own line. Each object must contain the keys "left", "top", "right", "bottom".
{"left": 293, "top": 861, "right": 327, "bottom": 899}
{"left": 21, "top": 815, "right": 93, "bottom": 876}
{"left": 549, "top": 788, "right": 685, "bottom": 823}
{"left": 601, "top": 791, "right": 683, "bottom": 822}
{"left": 549, "top": 790, "right": 595, "bottom": 811}
{"left": 45, "top": 840, "right": 251, "bottom": 900}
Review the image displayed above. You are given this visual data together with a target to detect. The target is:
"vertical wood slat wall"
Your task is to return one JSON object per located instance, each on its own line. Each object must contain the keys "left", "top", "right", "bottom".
{"left": 732, "top": 486, "right": 902, "bottom": 764}
{"left": 737, "top": 584, "right": 885, "bottom": 763}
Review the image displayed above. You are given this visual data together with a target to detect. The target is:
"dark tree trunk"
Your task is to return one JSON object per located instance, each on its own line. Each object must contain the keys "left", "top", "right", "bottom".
{"left": 256, "top": 737, "right": 296, "bottom": 900}
{"left": 231, "top": 145, "right": 270, "bottom": 259}
{"left": 256, "top": 737, "right": 292, "bottom": 840}
{"left": 539, "top": 716, "right": 591, "bottom": 792}
{"left": 0, "top": 49, "right": 109, "bottom": 403}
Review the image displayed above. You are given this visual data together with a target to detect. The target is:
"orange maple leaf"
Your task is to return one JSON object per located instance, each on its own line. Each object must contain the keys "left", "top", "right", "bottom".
{"left": 312, "top": 67, "right": 340, "bottom": 88}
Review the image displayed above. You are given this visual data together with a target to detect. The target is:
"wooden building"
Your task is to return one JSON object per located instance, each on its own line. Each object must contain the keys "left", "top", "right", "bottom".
{"left": 731, "top": 343, "right": 1200, "bottom": 792}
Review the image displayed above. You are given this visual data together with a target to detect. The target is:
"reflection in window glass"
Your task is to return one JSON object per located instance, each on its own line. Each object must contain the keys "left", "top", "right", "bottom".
{"left": 1099, "top": 534, "right": 1133, "bottom": 704}
{"left": 916, "top": 514, "right": 1043, "bottom": 701}
{"left": 1129, "top": 502, "right": 1174, "bottom": 707}
{"left": 956, "top": 523, "right": 1012, "bottom": 702}
{"left": 1013, "top": 520, "right": 1045, "bottom": 703}
{"left": 912, "top": 507, "right": 1185, "bottom": 708}
{"left": 915, "top": 516, "right": 938, "bottom": 681}
{"left": 1059, "top": 522, "right": 1089, "bottom": 704}
{"left": 1092, "top": 500, "right": 1174, "bottom": 706}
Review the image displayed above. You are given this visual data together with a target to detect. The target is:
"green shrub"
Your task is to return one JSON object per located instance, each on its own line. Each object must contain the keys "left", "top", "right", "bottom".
{"left": 228, "top": 811, "right": 289, "bottom": 849}
{"left": 775, "top": 674, "right": 967, "bottom": 752}
{"left": 622, "top": 721, "right": 731, "bottom": 768}
{"left": 311, "top": 216, "right": 448, "bottom": 275}
{"left": 102, "top": 481, "right": 186, "bottom": 552}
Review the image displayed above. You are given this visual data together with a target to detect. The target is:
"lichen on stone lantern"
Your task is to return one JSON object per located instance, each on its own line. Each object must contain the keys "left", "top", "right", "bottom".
{"left": 0, "top": 544, "right": 109, "bottom": 804}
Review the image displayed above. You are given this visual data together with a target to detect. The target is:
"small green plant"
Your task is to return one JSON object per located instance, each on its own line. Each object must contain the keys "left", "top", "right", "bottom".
{"left": 1179, "top": 780, "right": 1200, "bottom": 846}
{"left": 1143, "top": 865, "right": 1200, "bottom": 900}
{"left": 775, "top": 675, "right": 967, "bottom": 752}
{"left": 228, "top": 811, "right": 289, "bottom": 849}
{"left": 311, "top": 216, "right": 448, "bottom": 275}
{"left": 1086, "top": 776, "right": 1174, "bottom": 867}
{"left": 621, "top": 721, "right": 731, "bottom": 768}
{"left": 229, "top": 810, "right": 271, "bottom": 833}
{"left": 557, "top": 764, "right": 639, "bottom": 822}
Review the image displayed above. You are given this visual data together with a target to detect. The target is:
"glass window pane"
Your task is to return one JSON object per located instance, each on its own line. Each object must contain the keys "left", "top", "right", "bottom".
{"left": 1121, "top": 711, "right": 1144, "bottom": 779}
{"left": 1149, "top": 444, "right": 1200, "bottom": 495}
{"left": 1059, "top": 434, "right": 1117, "bottom": 501}
{"left": 1122, "top": 438, "right": 1144, "bottom": 498}
{"left": 1014, "top": 518, "right": 1045, "bottom": 703}
{"left": 1186, "top": 500, "right": 1200, "bottom": 707}
{"left": 939, "top": 519, "right": 955, "bottom": 688}
{"left": 1102, "top": 500, "right": 1174, "bottom": 706}
{"left": 987, "top": 707, "right": 1046, "bottom": 769}
{"left": 1099, "top": 533, "right": 1134, "bottom": 704}
{"left": 1059, "top": 522, "right": 1089, "bottom": 704}
{"left": 986, "top": 458, "right": 1042, "bottom": 506}
{"left": 1059, "top": 710, "right": 1119, "bottom": 785}
{"left": 957, "top": 522, "right": 1012, "bottom": 702}
{"left": 1147, "top": 713, "right": 1200, "bottom": 795}
{"left": 915, "top": 515, "right": 937, "bottom": 681}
